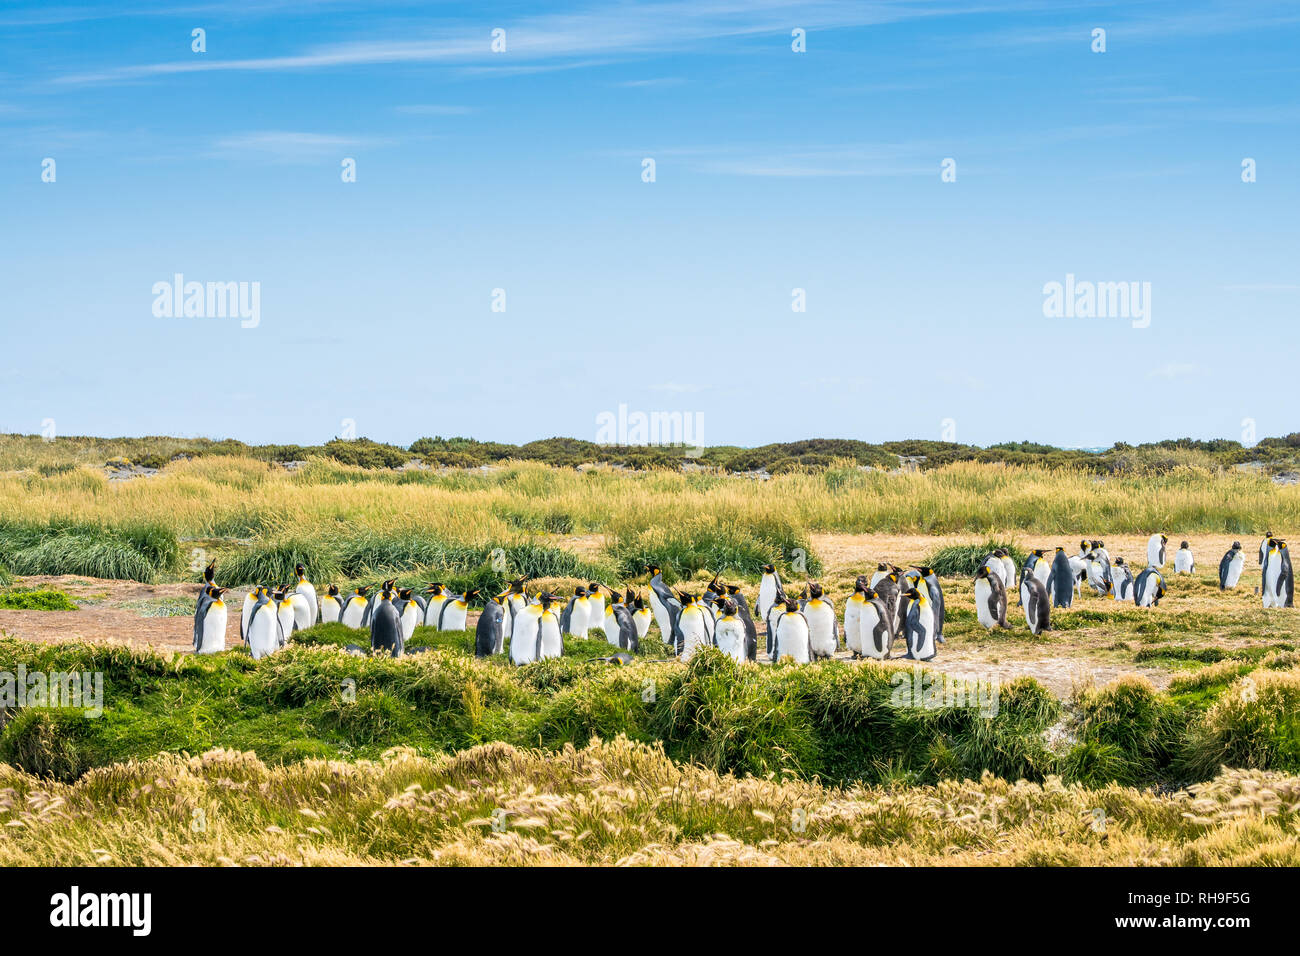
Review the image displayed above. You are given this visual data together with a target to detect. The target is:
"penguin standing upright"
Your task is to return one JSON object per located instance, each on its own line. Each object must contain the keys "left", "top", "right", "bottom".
{"left": 193, "top": 585, "right": 229, "bottom": 654}
{"left": 609, "top": 595, "right": 638, "bottom": 652}
{"left": 713, "top": 599, "right": 747, "bottom": 664}
{"left": 245, "top": 588, "right": 282, "bottom": 660}
{"left": 340, "top": 585, "right": 372, "bottom": 629}
{"left": 500, "top": 577, "right": 529, "bottom": 639}
{"left": 423, "top": 583, "right": 449, "bottom": 628}
{"left": 1085, "top": 550, "right": 1113, "bottom": 596}
{"left": 1018, "top": 551, "right": 1046, "bottom": 606}
{"left": 1134, "top": 566, "right": 1166, "bottom": 607}
{"left": 918, "top": 566, "right": 945, "bottom": 644}
{"left": 675, "top": 592, "right": 711, "bottom": 661}
{"left": 240, "top": 586, "right": 262, "bottom": 642}
{"left": 869, "top": 563, "right": 891, "bottom": 588}
{"left": 802, "top": 583, "right": 838, "bottom": 660}
{"left": 437, "top": 588, "right": 479, "bottom": 631}
{"left": 857, "top": 587, "right": 891, "bottom": 659}
{"left": 772, "top": 598, "right": 810, "bottom": 663}
{"left": 872, "top": 572, "right": 903, "bottom": 643}
{"left": 294, "top": 564, "right": 318, "bottom": 623}
{"left": 723, "top": 584, "right": 758, "bottom": 661}
{"left": 319, "top": 584, "right": 342, "bottom": 623}
{"left": 1259, "top": 532, "right": 1275, "bottom": 567}
{"left": 510, "top": 597, "right": 544, "bottom": 666}
{"left": 289, "top": 588, "right": 314, "bottom": 633}
{"left": 631, "top": 591, "right": 654, "bottom": 643}
{"left": 586, "top": 582, "right": 606, "bottom": 640}
{"left": 844, "top": 581, "right": 867, "bottom": 656}
{"left": 756, "top": 563, "right": 782, "bottom": 622}
{"left": 973, "top": 566, "right": 1009, "bottom": 630}
{"left": 1046, "top": 547, "right": 1075, "bottom": 609}
{"left": 369, "top": 582, "right": 405, "bottom": 657}
{"left": 475, "top": 598, "right": 504, "bottom": 657}
{"left": 1262, "top": 539, "right": 1294, "bottom": 608}
{"left": 1147, "top": 533, "right": 1168, "bottom": 569}
{"left": 274, "top": 586, "right": 296, "bottom": 647}
{"left": 1023, "top": 575, "right": 1050, "bottom": 635}
{"left": 395, "top": 588, "right": 421, "bottom": 641}
{"left": 765, "top": 583, "right": 789, "bottom": 657}
{"left": 599, "top": 586, "right": 624, "bottom": 648}
{"left": 1112, "top": 557, "right": 1135, "bottom": 601}
{"left": 981, "top": 550, "right": 1010, "bottom": 588}
{"left": 1219, "top": 542, "right": 1245, "bottom": 590}
{"left": 535, "top": 592, "right": 564, "bottom": 660}
{"left": 901, "top": 587, "right": 936, "bottom": 661}
{"left": 1174, "top": 542, "right": 1194, "bottom": 574}
{"left": 645, "top": 564, "right": 680, "bottom": 646}
{"left": 559, "top": 586, "right": 591, "bottom": 638}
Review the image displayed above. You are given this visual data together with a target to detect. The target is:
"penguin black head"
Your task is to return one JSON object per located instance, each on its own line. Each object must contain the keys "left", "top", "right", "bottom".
{"left": 1093, "top": 540, "right": 1105, "bottom": 549}
{"left": 782, "top": 597, "right": 799, "bottom": 612}
{"left": 398, "top": 587, "right": 413, "bottom": 600}
{"left": 676, "top": 590, "right": 696, "bottom": 605}
{"left": 1033, "top": 549, "right": 1047, "bottom": 557}
{"left": 645, "top": 564, "right": 661, "bottom": 576}
{"left": 762, "top": 564, "right": 775, "bottom": 575}
{"left": 852, "top": 579, "right": 866, "bottom": 594}
{"left": 917, "top": 565, "right": 934, "bottom": 577}
{"left": 719, "top": 598, "right": 738, "bottom": 617}
{"left": 574, "top": 585, "right": 588, "bottom": 597}
{"left": 1231, "top": 541, "right": 1242, "bottom": 550}
{"left": 976, "top": 565, "right": 991, "bottom": 580}
{"left": 326, "top": 584, "right": 340, "bottom": 597}
{"left": 587, "top": 581, "right": 601, "bottom": 593}
{"left": 211, "top": 586, "right": 228, "bottom": 599}
{"left": 632, "top": 594, "right": 645, "bottom": 610}
{"left": 808, "top": 582, "right": 824, "bottom": 599}
{"left": 902, "top": 587, "right": 922, "bottom": 600}
{"left": 356, "top": 584, "right": 372, "bottom": 595}
{"left": 876, "top": 562, "right": 889, "bottom": 571}
{"left": 1114, "top": 557, "right": 1125, "bottom": 565}
{"left": 862, "top": 587, "right": 878, "bottom": 600}
{"left": 295, "top": 563, "right": 307, "bottom": 578}
{"left": 203, "top": 560, "right": 217, "bottom": 583}
{"left": 992, "top": 549, "right": 1005, "bottom": 559}
{"left": 1180, "top": 541, "right": 1190, "bottom": 549}
{"left": 1054, "top": 546, "right": 1065, "bottom": 552}
{"left": 425, "top": 582, "right": 444, "bottom": 595}
{"left": 725, "top": 584, "right": 742, "bottom": 596}
{"left": 538, "top": 591, "right": 559, "bottom": 608}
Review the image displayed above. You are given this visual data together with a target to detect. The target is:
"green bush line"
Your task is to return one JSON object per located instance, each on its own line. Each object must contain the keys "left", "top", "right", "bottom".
{"left": 2, "top": 633, "right": 1296, "bottom": 790}
{"left": 0, "top": 518, "right": 181, "bottom": 582}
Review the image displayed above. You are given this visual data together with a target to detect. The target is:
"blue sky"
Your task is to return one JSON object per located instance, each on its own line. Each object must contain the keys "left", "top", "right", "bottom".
{"left": 2, "top": 0, "right": 1297, "bottom": 449}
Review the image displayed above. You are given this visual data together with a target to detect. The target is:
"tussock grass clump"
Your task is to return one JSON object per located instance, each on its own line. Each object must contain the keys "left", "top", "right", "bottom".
{"left": 1068, "top": 677, "right": 1182, "bottom": 785}
{"left": 1185, "top": 671, "right": 1300, "bottom": 776}
{"left": 0, "top": 518, "right": 180, "bottom": 582}
{"left": 606, "top": 517, "right": 821, "bottom": 580}
{"left": 925, "top": 540, "right": 1027, "bottom": 577}
{"left": 0, "top": 588, "right": 77, "bottom": 611}
{"left": 218, "top": 536, "right": 345, "bottom": 587}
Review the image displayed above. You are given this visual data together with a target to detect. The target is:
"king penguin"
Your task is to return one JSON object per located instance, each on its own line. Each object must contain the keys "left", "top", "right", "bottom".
{"left": 1112, "top": 557, "right": 1134, "bottom": 601}
{"left": 1174, "top": 542, "right": 1195, "bottom": 574}
{"left": 193, "top": 584, "right": 229, "bottom": 655}
{"left": 901, "top": 586, "right": 937, "bottom": 661}
{"left": 586, "top": 582, "right": 607, "bottom": 640}
{"left": 245, "top": 588, "right": 282, "bottom": 660}
{"left": 1219, "top": 542, "right": 1245, "bottom": 590}
{"left": 1046, "top": 547, "right": 1075, "bottom": 609}
{"left": 340, "top": 585, "right": 372, "bottom": 629}
{"left": 772, "top": 597, "right": 811, "bottom": 663}
{"left": 560, "top": 586, "right": 591, "bottom": 638}
{"left": 711, "top": 599, "right": 745, "bottom": 663}
{"left": 1147, "top": 533, "right": 1168, "bottom": 569}
{"left": 369, "top": 581, "right": 405, "bottom": 657}
{"left": 844, "top": 581, "right": 867, "bottom": 656}
{"left": 1134, "top": 566, "right": 1166, "bottom": 607}
{"left": 1262, "top": 538, "right": 1294, "bottom": 608}
{"left": 857, "top": 586, "right": 892, "bottom": 659}
{"left": 631, "top": 591, "right": 654, "bottom": 643}
{"left": 320, "top": 584, "right": 342, "bottom": 623}
{"left": 973, "top": 565, "right": 1010, "bottom": 629}
{"left": 395, "top": 588, "right": 421, "bottom": 641}
{"left": 1259, "top": 532, "right": 1275, "bottom": 567}
{"left": 1023, "top": 574, "right": 1050, "bottom": 635}
{"left": 273, "top": 586, "right": 296, "bottom": 647}
{"left": 423, "top": 583, "right": 449, "bottom": 628}
{"left": 475, "top": 596, "right": 504, "bottom": 657}
{"left": 294, "top": 563, "right": 317, "bottom": 624}
{"left": 723, "top": 584, "right": 758, "bottom": 661}
{"left": 803, "top": 582, "right": 838, "bottom": 660}
{"left": 675, "top": 591, "right": 712, "bottom": 661}
{"left": 437, "top": 588, "right": 479, "bottom": 631}
{"left": 756, "top": 563, "right": 782, "bottom": 622}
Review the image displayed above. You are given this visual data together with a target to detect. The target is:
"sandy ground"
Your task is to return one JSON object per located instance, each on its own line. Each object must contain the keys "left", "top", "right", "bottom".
{"left": 0, "top": 532, "right": 1270, "bottom": 696}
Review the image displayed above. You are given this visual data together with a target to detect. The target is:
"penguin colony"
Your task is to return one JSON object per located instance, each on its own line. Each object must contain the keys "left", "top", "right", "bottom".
{"left": 193, "top": 532, "right": 1295, "bottom": 664}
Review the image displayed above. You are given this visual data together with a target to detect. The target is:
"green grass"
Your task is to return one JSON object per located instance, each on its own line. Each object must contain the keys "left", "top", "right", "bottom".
{"left": 0, "top": 518, "right": 181, "bottom": 582}
{"left": 3, "top": 632, "right": 1295, "bottom": 791}
{"left": 0, "top": 588, "right": 78, "bottom": 611}
{"left": 925, "top": 540, "right": 1027, "bottom": 577}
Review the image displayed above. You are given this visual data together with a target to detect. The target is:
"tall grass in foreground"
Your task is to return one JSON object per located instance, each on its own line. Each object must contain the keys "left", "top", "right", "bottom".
{"left": 1, "top": 737, "right": 1298, "bottom": 866}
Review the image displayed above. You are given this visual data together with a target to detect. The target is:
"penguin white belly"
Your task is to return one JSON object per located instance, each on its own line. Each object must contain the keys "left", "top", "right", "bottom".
{"left": 296, "top": 583, "right": 318, "bottom": 623}
{"left": 241, "top": 594, "right": 257, "bottom": 636}
{"left": 974, "top": 579, "right": 998, "bottom": 629}
{"left": 567, "top": 600, "right": 590, "bottom": 637}
{"left": 1148, "top": 537, "right": 1164, "bottom": 568}
{"left": 805, "top": 600, "right": 836, "bottom": 658}
{"left": 858, "top": 604, "right": 887, "bottom": 659}
{"left": 1000, "top": 557, "right": 1016, "bottom": 587}
{"left": 756, "top": 577, "right": 777, "bottom": 618}
{"left": 774, "top": 614, "right": 810, "bottom": 663}
{"left": 906, "top": 604, "right": 936, "bottom": 660}
{"left": 1033, "top": 561, "right": 1050, "bottom": 586}
{"left": 1174, "top": 550, "right": 1194, "bottom": 573}
{"left": 715, "top": 618, "right": 747, "bottom": 663}
{"left": 198, "top": 603, "right": 227, "bottom": 654}
{"left": 603, "top": 608, "right": 620, "bottom": 646}
{"left": 678, "top": 606, "right": 710, "bottom": 661}
{"left": 290, "top": 594, "right": 313, "bottom": 632}
{"left": 247, "top": 609, "right": 279, "bottom": 660}
{"left": 510, "top": 611, "right": 541, "bottom": 665}
{"left": 1264, "top": 558, "right": 1282, "bottom": 607}
{"left": 869, "top": 570, "right": 888, "bottom": 588}
{"left": 634, "top": 609, "right": 653, "bottom": 639}
{"left": 342, "top": 598, "right": 368, "bottom": 629}
{"left": 648, "top": 591, "right": 672, "bottom": 637}
{"left": 1224, "top": 554, "right": 1245, "bottom": 589}
{"left": 538, "top": 613, "right": 563, "bottom": 659}
{"left": 276, "top": 603, "right": 295, "bottom": 645}
{"left": 1114, "top": 573, "right": 1133, "bottom": 602}
{"left": 424, "top": 597, "right": 447, "bottom": 628}
{"left": 400, "top": 602, "right": 420, "bottom": 640}
{"left": 320, "top": 596, "right": 341, "bottom": 623}
{"left": 588, "top": 596, "right": 606, "bottom": 637}
{"left": 981, "top": 558, "right": 1003, "bottom": 586}
{"left": 441, "top": 601, "right": 469, "bottom": 631}
{"left": 843, "top": 598, "right": 863, "bottom": 655}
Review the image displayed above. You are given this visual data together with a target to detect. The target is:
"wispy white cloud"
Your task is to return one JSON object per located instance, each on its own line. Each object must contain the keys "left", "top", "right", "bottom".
{"left": 619, "top": 76, "right": 685, "bottom": 88}
{"left": 210, "top": 131, "right": 388, "bottom": 162}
